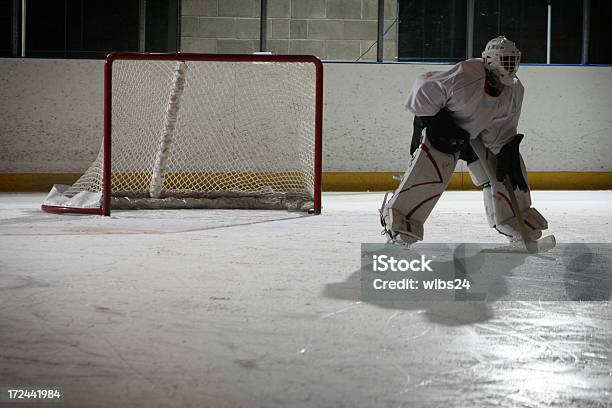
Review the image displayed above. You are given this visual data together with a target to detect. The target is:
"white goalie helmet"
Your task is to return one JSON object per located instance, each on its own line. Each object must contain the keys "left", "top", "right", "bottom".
{"left": 482, "top": 36, "right": 521, "bottom": 86}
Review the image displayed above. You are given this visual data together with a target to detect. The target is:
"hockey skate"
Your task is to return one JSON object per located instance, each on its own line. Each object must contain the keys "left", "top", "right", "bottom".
{"left": 379, "top": 192, "right": 395, "bottom": 242}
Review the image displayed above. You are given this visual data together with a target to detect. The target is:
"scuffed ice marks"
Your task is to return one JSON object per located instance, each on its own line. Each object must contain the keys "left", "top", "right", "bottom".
{"left": 378, "top": 303, "right": 612, "bottom": 407}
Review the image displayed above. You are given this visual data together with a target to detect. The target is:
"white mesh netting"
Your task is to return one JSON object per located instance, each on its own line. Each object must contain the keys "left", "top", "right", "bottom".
{"left": 48, "top": 58, "right": 318, "bottom": 212}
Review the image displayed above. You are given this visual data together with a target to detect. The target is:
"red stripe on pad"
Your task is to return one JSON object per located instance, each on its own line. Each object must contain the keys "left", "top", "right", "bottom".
{"left": 498, "top": 192, "right": 536, "bottom": 231}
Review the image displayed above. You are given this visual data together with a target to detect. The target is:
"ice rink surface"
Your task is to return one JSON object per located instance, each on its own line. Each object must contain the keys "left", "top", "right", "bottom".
{"left": 1, "top": 191, "right": 611, "bottom": 407}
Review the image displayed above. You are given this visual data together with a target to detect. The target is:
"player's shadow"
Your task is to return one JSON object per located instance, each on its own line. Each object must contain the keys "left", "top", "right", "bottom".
{"left": 562, "top": 243, "right": 612, "bottom": 301}
{"left": 322, "top": 243, "right": 545, "bottom": 326}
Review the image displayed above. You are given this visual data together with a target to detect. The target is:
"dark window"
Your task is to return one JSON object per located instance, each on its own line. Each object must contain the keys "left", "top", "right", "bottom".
{"left": 145, "top": 0, "right": 180, "bottom": 53}
{"left": 398, "top": 0, "right": 467, "bottom": 62}
{"left": 66, "top": 0, "right": 140, "bottom": 58}
{"left": 25, "top": 0, "right": 139, "bottom": 58}
{"left": 589, "top": 0, "right": 612, "bottom": 64}
{"left": 551, "top": 0, "right": 582, "bottom": 64}
{"left": 473, "top": 0, "right": 548, "bottom": 63}
{"left": 8, "top": 0, "right": 178, "bottom": 58}
{"left": 26, "top": 0, "right": 71, "bottom": 57}
{"left": 0, "top": 1, "right": 15, "bottom": 56}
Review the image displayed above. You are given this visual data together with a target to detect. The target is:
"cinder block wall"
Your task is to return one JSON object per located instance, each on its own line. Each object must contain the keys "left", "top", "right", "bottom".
{"left": 181, "top": 0, "right": 397, "bottom": 61}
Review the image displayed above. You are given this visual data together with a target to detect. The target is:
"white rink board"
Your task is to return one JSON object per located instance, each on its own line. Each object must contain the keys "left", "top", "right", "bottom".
{"left": 0, "top": 58, "right": 611, "bottom": 174}
{"left": 323, "top": 62, "right": 612, "bottom": 172}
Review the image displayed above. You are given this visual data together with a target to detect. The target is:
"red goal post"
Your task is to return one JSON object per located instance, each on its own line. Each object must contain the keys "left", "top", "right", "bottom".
{"left": 41, "top": 52, "right": 323, "bottom": 216}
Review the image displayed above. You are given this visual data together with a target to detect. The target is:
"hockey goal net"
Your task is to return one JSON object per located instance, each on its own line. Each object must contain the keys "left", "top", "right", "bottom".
{"left": 42, "top": 53, "right": 323, "bottom": 216}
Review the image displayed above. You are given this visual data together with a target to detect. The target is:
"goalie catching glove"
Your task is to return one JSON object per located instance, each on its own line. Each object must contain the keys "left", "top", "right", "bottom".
{"left": 496, "top": 134, "right": 528, "bottom": 192}
{"left": 411, "top": 109, "right": 476, "bottom": 162}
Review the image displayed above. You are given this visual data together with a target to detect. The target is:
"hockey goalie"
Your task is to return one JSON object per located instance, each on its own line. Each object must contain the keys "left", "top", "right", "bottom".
{"left": 380, "top": 36, "right": 549, "bottom": 245}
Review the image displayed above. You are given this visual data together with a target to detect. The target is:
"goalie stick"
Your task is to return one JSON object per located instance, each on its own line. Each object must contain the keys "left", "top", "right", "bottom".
{"left": 503, "top": 177, "right": 556, "bottom": 253}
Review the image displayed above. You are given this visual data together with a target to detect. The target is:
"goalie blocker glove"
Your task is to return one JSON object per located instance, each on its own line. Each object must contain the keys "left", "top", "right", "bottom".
{"left": 496, "top": 133, "right": 528, "bottom": 192}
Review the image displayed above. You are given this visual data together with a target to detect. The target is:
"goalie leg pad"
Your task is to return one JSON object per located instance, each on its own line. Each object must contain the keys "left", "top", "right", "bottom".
{"left": 467, "top": 159, "right": 488, "bottom": 187}
{"left": 495, "top": 207, "right": 548, "bottom": 241}
{"left": 381, "top": 136, "right": 458, "bottom": 243}
{"left": 469, "top": 138, "right": 548, "bottom": 241}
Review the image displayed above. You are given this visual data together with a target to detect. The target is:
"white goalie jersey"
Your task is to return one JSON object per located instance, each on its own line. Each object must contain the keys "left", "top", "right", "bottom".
{"left": 405, "top": 58, "right": 524, "bottom": 154}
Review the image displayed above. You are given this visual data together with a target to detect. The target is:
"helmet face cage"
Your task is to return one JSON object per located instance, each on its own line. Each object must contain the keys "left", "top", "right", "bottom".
{"left": 482, "top": 36, "right": 521, "bottom": 85}
{"left": 500, "top": 54, "right": 519, "bottom": 75}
